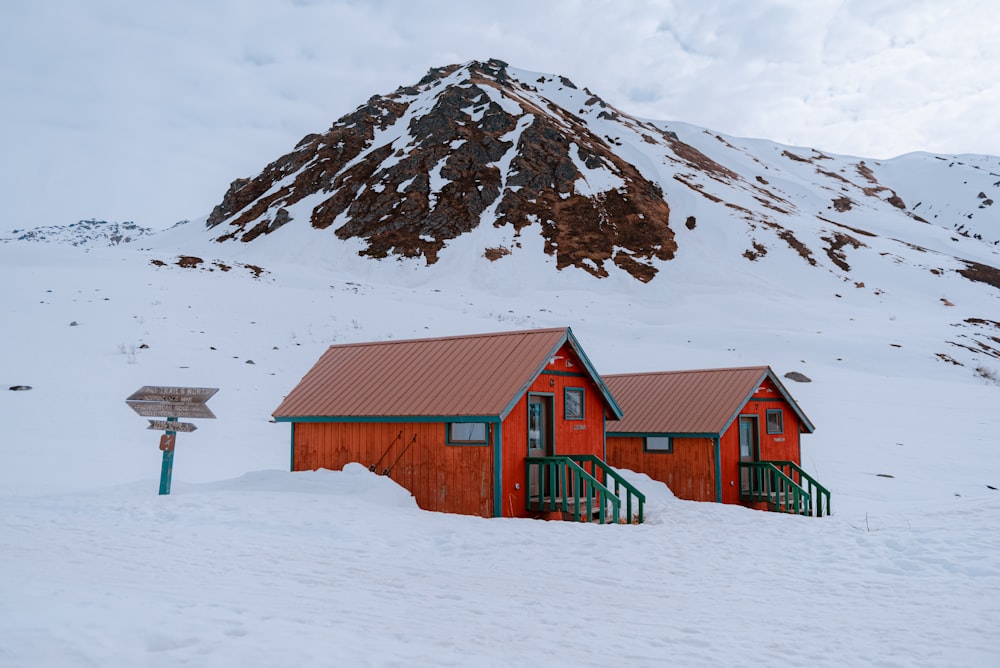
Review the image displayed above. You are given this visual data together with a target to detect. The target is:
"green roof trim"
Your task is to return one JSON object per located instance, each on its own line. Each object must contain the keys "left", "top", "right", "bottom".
{"left": 565, "top": 328, "right": 624, "bottom": 420}
{"left": 492, "top": 421, "right": 503, "bottom": 518}
{"left": 714, "top": 436, "right": 722, "bottom": 503}
{"left": 497, "top": 327, "right": 623, "bottom": 422}
{"left": 718, "top": 368, "right": 815, "bottom": 435}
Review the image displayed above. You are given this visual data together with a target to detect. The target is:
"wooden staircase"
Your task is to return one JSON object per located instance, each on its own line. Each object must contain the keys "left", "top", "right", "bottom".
{"left": 526, "top": 455, "right": 645, "bottom": 524}
{"left": 739, "top": 461, "right": 831, "bottom": 517}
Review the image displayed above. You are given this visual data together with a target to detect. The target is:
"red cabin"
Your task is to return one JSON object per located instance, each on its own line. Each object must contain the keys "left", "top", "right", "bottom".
{"left": 604, "top": 366, "right": 829, "bottom": 516}
{"left": 273, "top": 327, "right": 645, "bottom": 521}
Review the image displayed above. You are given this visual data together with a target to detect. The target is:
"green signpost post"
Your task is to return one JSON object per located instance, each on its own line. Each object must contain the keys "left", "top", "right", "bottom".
{"left": 126, "top": 386, "right": 218, "bottom": 495}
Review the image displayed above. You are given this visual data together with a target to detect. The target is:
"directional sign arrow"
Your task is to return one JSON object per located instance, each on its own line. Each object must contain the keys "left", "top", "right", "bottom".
{"left": 127, "top": 401, "right": 216, "bottom": 419}
{"left": 127, "top": 386, "right": 218, "bottom": 404}
{"left": 147, "top": 420, "right": 197, "bottom": 432}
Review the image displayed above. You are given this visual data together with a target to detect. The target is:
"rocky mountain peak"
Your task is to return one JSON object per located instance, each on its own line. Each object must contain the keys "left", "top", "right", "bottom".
{"left": 206, "top": 58, "right": 679, "bottom": 281}
{"left": 205, "top": 59, "right": 1000, "bottom": 291}
{"left": 0, "top": 219, "right": 157, "bottom": 247}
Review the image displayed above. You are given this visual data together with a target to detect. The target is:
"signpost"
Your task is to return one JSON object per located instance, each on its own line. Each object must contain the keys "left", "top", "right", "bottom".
{"left": 147, "top": 420, "right": 197, "bottom": 433}
{"left": 128, "top": 402, "right": 215, "bottom": 419}
{"left": 126, "top": 386, "right": 217, "bottom": 495}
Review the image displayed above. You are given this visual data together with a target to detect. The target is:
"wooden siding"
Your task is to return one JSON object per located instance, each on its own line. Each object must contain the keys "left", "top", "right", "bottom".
{"left": 289, "top": 341, "right": 615, "bottom": 520}
{"left": 719, "top": 423, "right": 743, "bottom": 505}
{"left": 501, "top": 342, "right": 610, "bottom": 518}
{"left": 605, "top": 436, "right": 716, "bottom": 502}
{"left": 293, "top": 421, "right": 493, "bottom": 517}
{"left": 719, "top": 377, "right": 804, "bottom": 504}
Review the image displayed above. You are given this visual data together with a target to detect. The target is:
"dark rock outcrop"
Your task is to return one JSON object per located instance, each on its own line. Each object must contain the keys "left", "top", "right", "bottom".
{"left": 206, "top": 58, "right": 676, "bottom": 281}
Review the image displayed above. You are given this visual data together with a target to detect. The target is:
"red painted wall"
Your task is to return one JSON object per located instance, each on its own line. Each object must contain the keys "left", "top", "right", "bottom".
{"left": 290, "top": 342, "right": 613, "bottom": 519}
{"left": 606, "top": 435, "right": 716, "bottom": 501}
{"left": 500, "top": 342, "right": 611, "bottom": 518}
{"left": 606, "top": 378, "right": 805, "bottom": 507}
{"left": 293, "top": 420, "right": 494, "bottom": 517}
{"left": 718, "top": 378, "right": 803, "bottom": 504}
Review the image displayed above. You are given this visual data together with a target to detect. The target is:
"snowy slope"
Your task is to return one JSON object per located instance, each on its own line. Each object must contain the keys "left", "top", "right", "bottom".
{"left": 2, "top": 222, "right": 999, "bottom": 665}
{"left": 2, "top": 59, "right": 1000, "bottom": 667}
{"left": 3, "top": 468, "right": 997, "bottom": 667}
{"left": 193, "top": 60, "right": 1000, "bottom": 378}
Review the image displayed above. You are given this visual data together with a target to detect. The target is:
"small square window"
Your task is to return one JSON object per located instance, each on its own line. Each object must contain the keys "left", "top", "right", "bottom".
{"left": 564, "top": 388, "right": 585, "bottom": 420}
{"left": 766, "top": 409, "right": 784, "bottom": 434}
{"left": 448, "top": 422, "right": 488, "bottom": 445}
{"left": 645, "top": 436, "right": 672, "bottom": 453}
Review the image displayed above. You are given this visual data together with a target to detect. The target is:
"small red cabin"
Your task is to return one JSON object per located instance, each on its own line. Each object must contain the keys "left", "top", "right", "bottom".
{"left": 604, "top": 367, "right": 829, "bottom": 516}
{"left": 273, "top": 327, "right": 640, "bottom": 519}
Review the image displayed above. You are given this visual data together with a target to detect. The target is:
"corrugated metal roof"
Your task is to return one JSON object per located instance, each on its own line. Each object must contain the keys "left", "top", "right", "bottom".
{"left": 274, "top": 327, "right": 616, "bottom": 420}
{"left": 605, "top": 366, "right": 806, "bottom": 435}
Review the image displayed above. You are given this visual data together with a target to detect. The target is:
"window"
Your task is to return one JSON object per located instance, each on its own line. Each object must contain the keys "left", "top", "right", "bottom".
{"left": 447, "top": 422, "right": 489, "bottom": 445}
{"left": 564, "top": 388, "right": 585, "bottom": 420}
{"left": 644, "top": 436, "right": 672, "bottom": 453}
{"left": 766, "top": 409, "right": 784, "bottom": 434}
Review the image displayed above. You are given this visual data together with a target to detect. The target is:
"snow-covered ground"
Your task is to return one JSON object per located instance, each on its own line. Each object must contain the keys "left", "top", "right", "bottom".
{"left": 2, "top": 225, "right": 999, "bottom": 666}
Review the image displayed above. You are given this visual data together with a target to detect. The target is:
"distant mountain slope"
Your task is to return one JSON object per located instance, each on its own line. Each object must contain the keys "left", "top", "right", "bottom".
{"left": 7, "top": 59, "right": 998, "bottom": 375}
{"left": 204, "top": 58, "right": 1000, "bottom": 289}
{"left": 0, "top": 219, "right": 157, "bottom": 247}
{"left": 206, "top": 59, "right": 678, "bottom": 281}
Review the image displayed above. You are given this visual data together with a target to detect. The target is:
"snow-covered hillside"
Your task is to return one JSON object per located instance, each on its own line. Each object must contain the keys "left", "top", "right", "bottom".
{"left": 203, "top": 60, "right": 1000, "bottom": 290}
{"left": 2, "top": 215, "right": 999, "bottom": 664}
{"left": 191, "top": 60, "right": 1000, "bottom": 380}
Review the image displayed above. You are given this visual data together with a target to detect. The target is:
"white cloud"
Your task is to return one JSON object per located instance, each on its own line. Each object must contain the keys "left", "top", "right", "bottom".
{"left": 1, "top": 0, "right": 998, "bottom": 229}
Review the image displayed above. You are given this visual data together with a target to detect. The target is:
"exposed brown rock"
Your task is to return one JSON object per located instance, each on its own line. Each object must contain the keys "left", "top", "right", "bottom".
{"left": 210, "top": 95, "right": 411, "bottom": 239}
{"left": 674, "top": 175, "right": 723, "bottom": 202}
{"left": 494, "top": 111, "right": 675, "bottom": 278}
{"left": 782, "top": 150, "right": 811, "bottom": 163}
{"left": 965, "top": 317, "right": 1000, "bottom": 328}
{"left": 177, "top": 256, "right": 203, "bottom": 268}
{"left": 885, "top": 194, "right": 907, "bottom": 209}
{"left": 817, "top": 168, "right": 851, "bottom": 185}
{"left": 832, "top": 196, "right": 853, "bottom": 212}
{"left": 856, "top": 161, "right": 878, "bottom": 184}
{"left": 484, "top": 246, "right": 511, "bottom": 261}
{"left": 948, "top": 316, "right": 1000, "bottom": 360}
{"left": 935, "top": 353, "right": 963, "bottom": 366}
{"left": 818, "top": 217, "right": 877, "bottom": 238}
{"left": 821, "top": 232, "right": 866, "bottom": 271}
{"left": 743, "top": 241, "right": 768, "bottom": 262}
{"left": 958, "top": 261, "right": 1000, "bottom": 290}
{"left": 777, "top": 228, "right": 817, "bottom": 266}
{"left": 204, "top": 59, "right": 679, "bottom": 281}
{"left": 200, "top": 58, "right": 979, "bottom": 287}
{"left": 847, "top": 161, "right": 907, "bottom": 209}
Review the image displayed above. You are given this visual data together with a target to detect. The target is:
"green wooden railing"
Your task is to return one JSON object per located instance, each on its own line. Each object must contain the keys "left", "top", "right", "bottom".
{"left": 766, "top": 461, "right": 831, "bottom": 518}
{"left": 525, "top": 455, "right": 645, "bottom": 524}
{"left": 567, "top": 454, "right": 646, "bottom": 525}
{"left": 739, "top": 461, "right": 831, "bottom": 517}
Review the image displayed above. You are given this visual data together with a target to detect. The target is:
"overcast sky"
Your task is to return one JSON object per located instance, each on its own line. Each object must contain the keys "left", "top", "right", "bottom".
{"left": 2, "top": 0, "right": 998, "bottom": 230}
